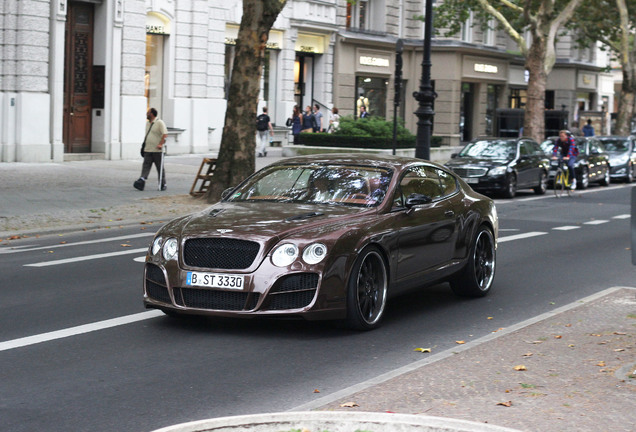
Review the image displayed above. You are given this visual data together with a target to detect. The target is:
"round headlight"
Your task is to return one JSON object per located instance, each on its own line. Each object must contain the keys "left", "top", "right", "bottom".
{"left": 151, "top": 236, "right": 163, "bottom": 255}
{"left": 271, "top": 243, "right": 299, "bottom": 267}
{"left": 303, "top": 243, "right": 327, "bottom": 265}
{"left": 163, "top": 238, "right": 179, "bottom": 261}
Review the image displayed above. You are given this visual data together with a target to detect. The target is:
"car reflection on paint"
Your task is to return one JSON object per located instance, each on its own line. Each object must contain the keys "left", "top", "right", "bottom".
{"left": 143, "top": 154, "right": 498, "bottom": 330}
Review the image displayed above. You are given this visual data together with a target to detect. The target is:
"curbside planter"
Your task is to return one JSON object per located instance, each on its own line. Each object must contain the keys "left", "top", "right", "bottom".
{"left": 281, "top": 145, "right": 463, "bottom": 164}
{"left": 150, "top": 411, "right": 522, "bottom": 432}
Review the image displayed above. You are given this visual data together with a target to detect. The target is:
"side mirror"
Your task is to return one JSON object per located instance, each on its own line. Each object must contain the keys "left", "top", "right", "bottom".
{"left": 451, "top": 153, "right": 458, "bottom": 159}
{"left": 405, "top": 193, "right": 432, "bottom": 208}
{"left": 221, "top": 187, "right": 235, "bottom": 200}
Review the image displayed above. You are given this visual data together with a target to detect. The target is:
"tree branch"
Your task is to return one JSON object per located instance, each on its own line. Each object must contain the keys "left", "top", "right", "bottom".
{"left": 476, "top": 0, "right": 527, "bottom": 55}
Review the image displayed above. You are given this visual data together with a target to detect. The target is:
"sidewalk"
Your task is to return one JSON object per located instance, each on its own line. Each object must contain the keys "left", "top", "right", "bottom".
{"left": 1, "top": 152, "right": 635, "bottom": 432}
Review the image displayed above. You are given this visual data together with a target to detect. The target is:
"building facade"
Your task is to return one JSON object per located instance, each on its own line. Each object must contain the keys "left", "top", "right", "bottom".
{"left": 0, "top": 0, "right": 616, "bottom": 163}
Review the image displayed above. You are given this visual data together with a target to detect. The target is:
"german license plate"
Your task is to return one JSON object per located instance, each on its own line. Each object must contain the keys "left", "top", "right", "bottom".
{"left": 186, "top": 272, "right": 244, "bottom": 289}
{"left": 463, "top": 177, "right": 479, "bottom": 184}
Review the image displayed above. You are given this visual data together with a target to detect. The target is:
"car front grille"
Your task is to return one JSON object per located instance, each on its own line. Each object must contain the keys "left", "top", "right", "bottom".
{"left": 450, "top": 167, "right": 488, "bottom": 177}
{"left": 145, "top": 264, "right": 171, "bottom": 304}
{"left": 266, "top": 273, "right": 319, "bottom": 310}
{"left": 183, "top": 238, "right": 260, "bottom": 269}
{"left": 173, "top": 287, "right": 260, "bottom": 311}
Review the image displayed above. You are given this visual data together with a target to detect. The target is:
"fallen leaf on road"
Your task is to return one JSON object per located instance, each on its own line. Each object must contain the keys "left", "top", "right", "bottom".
{"left": 614, "top": 332, "right": 626, "bottom": 335}
{"left": 554, "top": 335, "right": 562, "bottom": 339}
{"left": 456, "top": 340, "right": 466, "bottom": 344}
{"left": 596, "top": 361, "right": 606, "bottom": 367}
{"left": 414, "top": 348, "right": 432, "bottom": 353}
{"left": 340, "top": 401, "right": 359, "bottom": 408}
{"left": 487, "top": 317, "right": 493, "bottom": 320}
{"left": 526, "top": 340, "right": 544, "bottom": 344}
{"left": 568, "top": 344, "right": 575, "bottom": 348}
{"left": 614, "top": 348, "right": 625, "bottom": 352}
{"left": 121, "top": 244, "right": 132, "bottom": 247}
{"left": 497, "top": 401, "right": 513, "bottom": 407}
{"left": 514, "top": 365, "right": 527, "bottom": 371}
{"left": 590, "top": 333, "right": 602, "bottom": 337}
{"left": 313, "top": 389, "right": 320, "bottom": 393}
{"left": 522, "top": 353, "right": 533, "bottom": 357}
{"left": 60, "top": 241, "right": 67, "bottom": 244}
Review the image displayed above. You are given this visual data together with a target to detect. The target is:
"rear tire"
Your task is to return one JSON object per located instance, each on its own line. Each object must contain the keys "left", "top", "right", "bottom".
{"left": 450, "top": 226, "right": 496, "bottom": 297}
{"left": 346, "top": 246, "right": 388, "bottom": 331}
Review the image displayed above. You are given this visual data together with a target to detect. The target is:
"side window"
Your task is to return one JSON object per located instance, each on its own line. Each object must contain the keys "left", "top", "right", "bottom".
{"left": 393, "top": 166, "right": 446, "bottom": 209}
{"left": 520, "top": 142, "right": 530, "bottom": 156}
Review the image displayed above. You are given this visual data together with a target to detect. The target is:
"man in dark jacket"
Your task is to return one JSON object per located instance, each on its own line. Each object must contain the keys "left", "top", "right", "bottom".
{"left": 552, "top": 130, "right": 578, "bottom": 189}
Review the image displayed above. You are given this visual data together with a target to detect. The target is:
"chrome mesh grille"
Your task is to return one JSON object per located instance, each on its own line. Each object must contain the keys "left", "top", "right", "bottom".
{"left": 184, "top": 238, "right": 260, "bottom": 269}
{"left": 266, "top": 273, "right": 319, "bottom": 310}
{"left": 450, "top": 167, "right": 488, "bottom": 177}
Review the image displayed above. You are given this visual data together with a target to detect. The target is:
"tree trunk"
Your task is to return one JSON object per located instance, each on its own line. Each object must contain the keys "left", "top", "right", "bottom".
{"left": 615, "top": 67, "right": 635, "bottom": 135}
{"left": 205, "top": 0, "right": 286, "bottom": 203}
{"left": 524, "top": 40, "right": 548, "bottom": 142}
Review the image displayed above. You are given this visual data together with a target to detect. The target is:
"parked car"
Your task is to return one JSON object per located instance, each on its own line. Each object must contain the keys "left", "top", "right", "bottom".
{"left": 143, "top": 154, "right": 498, "bottom": 330}
{"left": 595, "top": 135, "right": 636, "bottom": 183}
{"left": 444, "top": 137, "right": 549, "bottom": 198}
{"left": 541, "top": 137, "right": 611, "bottom": 189}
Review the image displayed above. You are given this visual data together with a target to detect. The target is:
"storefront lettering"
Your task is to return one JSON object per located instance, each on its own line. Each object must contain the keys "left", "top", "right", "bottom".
{"left": 474, "top": 63, "right": 498, "bottom": 74}
{"left": 224, "top": 37, "right": 280, "bottom": 50}
{"left": 360, "top": 56, "right": 390, "bottom": 67}
{"left": 582, "top": 75, "right": 592, "bottom": 85}
{"left": 146, "top": 25, "right": 166, "bottom": 34}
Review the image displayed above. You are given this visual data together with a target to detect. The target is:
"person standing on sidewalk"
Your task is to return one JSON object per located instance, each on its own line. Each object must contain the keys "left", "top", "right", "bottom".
{"left": 256, "top": 107, "right": 273, "bottom": 157}
{"left": 313, "top": 104, "right": 324, "bottom": 132}
{"left": 135, "top": 108, "right": 168, "bottom": 191}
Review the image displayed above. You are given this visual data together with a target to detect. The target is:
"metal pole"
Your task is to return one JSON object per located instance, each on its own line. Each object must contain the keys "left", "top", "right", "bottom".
{"left": 413, "top": 0, "right": 437, "bottom": 160}
{"left": 392, "top": 39, "right": 403, "bottom": 156}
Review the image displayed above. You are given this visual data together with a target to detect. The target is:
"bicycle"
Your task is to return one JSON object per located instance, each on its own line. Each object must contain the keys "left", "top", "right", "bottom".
{"left": 551, "top": 158, "right": 572, "bottom": 198}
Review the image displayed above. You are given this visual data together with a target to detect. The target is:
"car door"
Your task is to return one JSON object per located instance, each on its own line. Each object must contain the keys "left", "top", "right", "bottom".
{"left": 516, "top": 140, "right": 536, "bottom": 187}
{"left": 393, "top": 165, "right": 461, "bottom": 282}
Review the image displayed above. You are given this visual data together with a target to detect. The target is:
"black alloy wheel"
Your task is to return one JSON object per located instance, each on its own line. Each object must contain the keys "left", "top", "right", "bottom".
{"left": 346, "top": 246, "right": 388, "bottom": 331}
{"left": 450, "top": 225, "right": 496, "bottom": 297}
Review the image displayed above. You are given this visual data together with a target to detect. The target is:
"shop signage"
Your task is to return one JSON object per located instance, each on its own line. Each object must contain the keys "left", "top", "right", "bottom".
{"left": 295, "top": 34, "right": 324, "bottom": 54}
{"left": 146, "top": 12, "right": 171, "bottom": 35}
{"left": 474, "top": 63, "right": 498, "bottom": 74}
{"left": 360, "top": 56, "right": 390, "bottom": 68}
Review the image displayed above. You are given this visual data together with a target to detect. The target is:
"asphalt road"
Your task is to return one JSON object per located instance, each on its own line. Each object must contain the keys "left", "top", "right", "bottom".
{"left": 0, "top": 183, "right": 634, "bottom": 432}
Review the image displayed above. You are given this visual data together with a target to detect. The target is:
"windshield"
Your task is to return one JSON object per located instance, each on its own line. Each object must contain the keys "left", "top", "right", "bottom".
{"left": 599, "top": 139, "right": 629, "bottom": 152}
{"left": 459, "top": 140, "right": 517, "bottom": 159}
{"left": 226, "top": 164, "right": 393, "bottom": 207}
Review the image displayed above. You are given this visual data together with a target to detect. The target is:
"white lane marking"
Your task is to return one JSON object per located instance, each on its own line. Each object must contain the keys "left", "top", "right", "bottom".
{"left": 498, "top": 228, "right": 520, "bottom": 232}
{"left": 498, "top": 231, "right": 547, "bottom": 243}
{"left": 133, "top": 256, "right": 146, "bottom": 263}
{"left": 613, "top": 214, "right": 630, "bottom": 219}
{"left": 584, "top": 220, "right": 609, "bottom": 225}
{"left": 553, "top": 226, "right": 580, "bottom": 231}
{"left": 24, "top": 248, "right": 148, "bottom": 267}
{"left": 0, "top": 310, "right": 164, "bottom": 353}
{"left": 0, "top": 232, "right": 155, "bottom": 254}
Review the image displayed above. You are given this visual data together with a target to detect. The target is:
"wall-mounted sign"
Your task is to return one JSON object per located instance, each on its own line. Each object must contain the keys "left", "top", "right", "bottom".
{"left": 295, "top": 34, "right": 324, "bottom": 54}
{"left": 360, "top": 56, "right": 390, "bottom": 68}
{"left": 225, "top": 25, "right": 283, "bottom": 50}
{"left": 146, "top": 12, "right": 170, "bottom": 35}
{"left": 474, "top": 63, "right": 498, "bottom": 74}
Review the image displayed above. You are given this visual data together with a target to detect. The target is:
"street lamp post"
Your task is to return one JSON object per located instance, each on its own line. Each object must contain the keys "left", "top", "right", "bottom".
{"left": 413, "top": 0, "right": 437, "bottom": 160}
{"left": 392, "top": 39, "right": 403, "bottom": 156}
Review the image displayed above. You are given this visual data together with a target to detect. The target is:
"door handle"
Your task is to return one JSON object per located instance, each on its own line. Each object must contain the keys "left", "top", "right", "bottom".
{"left": 445, "top": 210, "right": 454, "bottom": 217}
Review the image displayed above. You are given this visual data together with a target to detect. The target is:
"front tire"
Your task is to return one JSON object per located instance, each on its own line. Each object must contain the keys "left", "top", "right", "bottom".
{"left": 346, "top": 246, "right": 388, "bottom": 331}
{"left": 502, "top": 173, "right": 517, "bottom": 198}
{"left": 578, "top": 166, "right": 589, "bottom": 190}
{"left": 600, "top": 165, "right": 611, "bottom": 186}
{"left": 450, "top": 226, "right": 496, "bottom": 297}
{"left": 533, "top": 170, "right": 547, "bottom": 195}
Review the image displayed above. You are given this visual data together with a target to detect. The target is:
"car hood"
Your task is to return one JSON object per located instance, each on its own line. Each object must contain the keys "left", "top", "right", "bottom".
{"left": 446, "top": 157, "right": 510, "bottom": 168}
{"left": 162, "top": 201, "right": 377, "bottom": 242}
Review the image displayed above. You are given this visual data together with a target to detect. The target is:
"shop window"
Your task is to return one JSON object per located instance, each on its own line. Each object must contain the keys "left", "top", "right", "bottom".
{"left": 145, "top": 33, "right": 165, "bottom": 114}
{"left": 544, "top": 90, "right": 555, "bottom": 109}
{"left": 509, "top": 88, "right": 526, "bottom": 109}
{"left": 486, "top": 84, "right": 500, "bottom": 136}
{"left": 356, "top": 76, "right": 388, "bottom": 119}
{"left": 347, "top": 0, "right": 368, "bottom": 30}
{"left": 461, "top": 11, "right": 473, "bottom": 42}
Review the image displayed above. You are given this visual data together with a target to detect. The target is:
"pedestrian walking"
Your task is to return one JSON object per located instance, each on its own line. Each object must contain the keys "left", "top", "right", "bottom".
{"left": 582, "top": 119, "right": 595, "bottom": 137}
{"left": 134, "top": 108, "right": 168, "bottom": 191}
{"left": 570, "top": 121, "right": 584, "bottom": 137}
{"left": 288, "top": 105, "right": 303, "bottom": 145}
{"left": 328, "top": 107, "right": 340, "bottom": 133}
{"left": 302, "top": 105, "right": 315, "bottom": 132}
{"left": 256, "top": 107, "right": 274, "bottom": 157}
{"left": 313, "top": 104, "right": 324, "bottom": 132}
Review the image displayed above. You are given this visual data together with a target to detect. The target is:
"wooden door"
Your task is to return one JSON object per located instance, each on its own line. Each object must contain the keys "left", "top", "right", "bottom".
{"left": 63, "top": 2, "right": 93, "bottom": 153}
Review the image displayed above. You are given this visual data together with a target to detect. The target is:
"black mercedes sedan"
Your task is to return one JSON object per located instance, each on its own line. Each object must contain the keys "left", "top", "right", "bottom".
{"left": 445, "top": 138, "right": 549, "bottom": 198}
{"left": 595, "top": 135, "right": 636, "bottom": 183}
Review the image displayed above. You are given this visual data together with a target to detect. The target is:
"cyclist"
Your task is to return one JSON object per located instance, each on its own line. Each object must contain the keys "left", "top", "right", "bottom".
{"left": 552, "top": 130, "right": 578, "bottom": 189}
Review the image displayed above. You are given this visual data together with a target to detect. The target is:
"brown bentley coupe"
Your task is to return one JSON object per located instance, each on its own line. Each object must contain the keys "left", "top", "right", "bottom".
{"left": 143, "top": 154, "right": 498, "bottom": 330}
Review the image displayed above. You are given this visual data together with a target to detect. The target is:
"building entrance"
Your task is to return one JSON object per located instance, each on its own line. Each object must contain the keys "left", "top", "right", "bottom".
{"left": 63, "top": 2, "right": 94, "bottom": 153}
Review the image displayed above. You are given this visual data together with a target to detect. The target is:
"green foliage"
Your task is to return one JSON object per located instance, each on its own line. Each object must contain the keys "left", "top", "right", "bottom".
{"left": 333, "top": 115, "right": 414, "bottom": 140}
